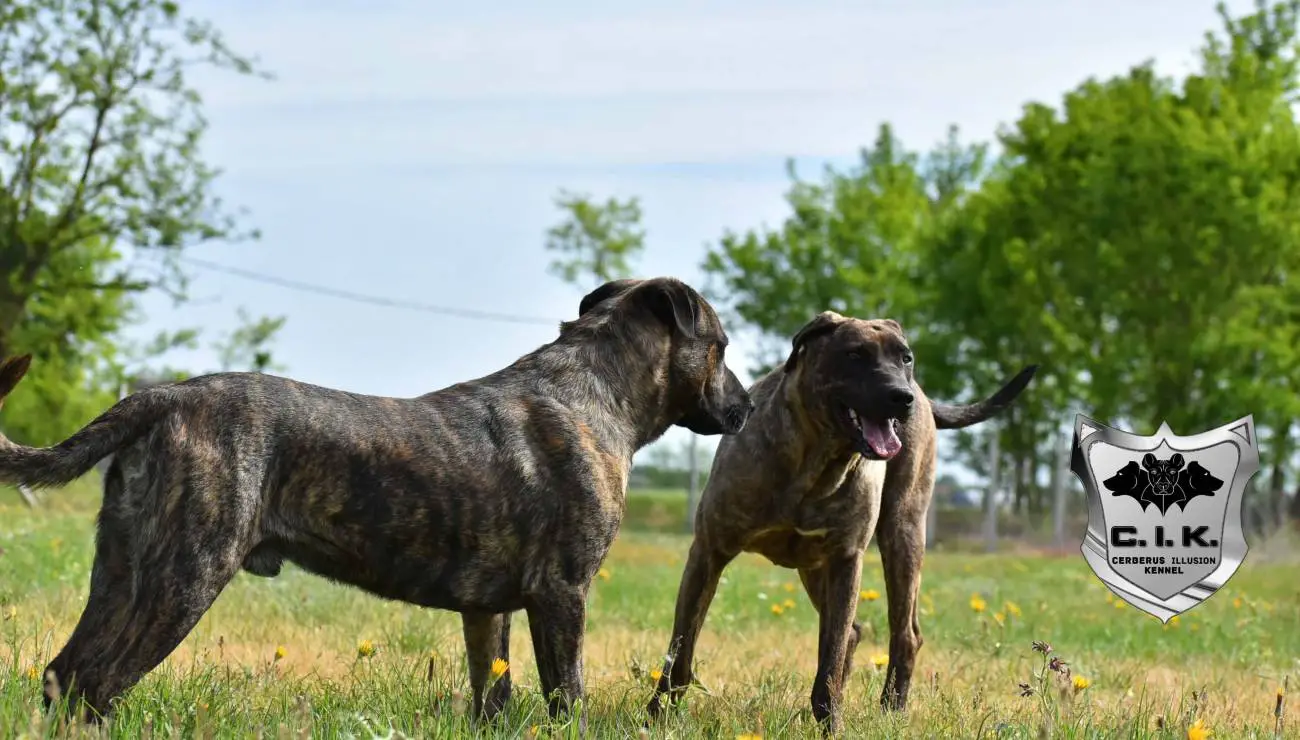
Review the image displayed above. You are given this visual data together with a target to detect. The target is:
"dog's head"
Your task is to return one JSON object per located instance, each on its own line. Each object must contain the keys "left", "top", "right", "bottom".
{"left": 1179, "top": 460, "right": 1223, "bottom": 495}
{"left": 783, "top": 311, "right": 916, "bottom": 460}
{"left": 575, "top": 277, "right": 753, "bottom": 436}
{"left": 1103, "top": 460, "right": 1148, "bottom": 495}
{"left": 1141, "top": 453, "right": 1185, "bottom": 496}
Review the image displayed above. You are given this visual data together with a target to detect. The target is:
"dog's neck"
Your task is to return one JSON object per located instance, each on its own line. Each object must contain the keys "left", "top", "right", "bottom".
{"left": 511, "top": 334, "right": 679, "bottom": 460}
{"left": 770, "top": 368, "right": 862, "bottom": 484}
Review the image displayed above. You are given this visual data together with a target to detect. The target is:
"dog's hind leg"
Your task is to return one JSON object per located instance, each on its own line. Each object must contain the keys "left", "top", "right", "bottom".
{"left": 47, "top": 452, "right": 250, "bottom": 718}
{"left": 43, "top": 462, "right": 142, "bottom": 719}
{"left": 646, "top": 539, "right": 735, "bottom": 718}
{"left": 462, "top": 611, "right": 514, "bottom": 720}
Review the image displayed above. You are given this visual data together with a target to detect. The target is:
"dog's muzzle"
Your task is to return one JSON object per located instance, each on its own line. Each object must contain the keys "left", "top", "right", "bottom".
{"left": 722, "top": 398, "right": 755, "bottom": 435}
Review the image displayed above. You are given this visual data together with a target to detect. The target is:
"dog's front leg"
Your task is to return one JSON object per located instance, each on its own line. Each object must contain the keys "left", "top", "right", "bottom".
{"left": 462, "top": 611, "right": 514, "bottom": 721}
{"left": 526, "top": 588, "right": 588, "bottom": 732}
{"left": 810, "top": 551, "right": 864, "bottom": 735}
{"left": 876, "top": 508, "right": 928, "bottom": 711}
{"left": 647, "top": 539, "right": 734, "bottom": 718}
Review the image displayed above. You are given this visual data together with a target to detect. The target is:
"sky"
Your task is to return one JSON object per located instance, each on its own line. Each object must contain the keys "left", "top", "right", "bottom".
{"left": 130, "top": 0, "right": 1259, "bottom": 478}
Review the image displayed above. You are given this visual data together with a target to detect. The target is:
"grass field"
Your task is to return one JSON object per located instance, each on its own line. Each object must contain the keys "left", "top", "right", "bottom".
{"left": 1, "top": 480, "right": 1297, "bottom": 739}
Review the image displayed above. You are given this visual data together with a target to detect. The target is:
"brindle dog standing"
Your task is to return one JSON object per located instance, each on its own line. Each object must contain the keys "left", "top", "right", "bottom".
{"left": 0, "top": 277, "right": 753, "bottom": 726}
{"left": 646, "top": 311, "right": 1037, "bottom": 734}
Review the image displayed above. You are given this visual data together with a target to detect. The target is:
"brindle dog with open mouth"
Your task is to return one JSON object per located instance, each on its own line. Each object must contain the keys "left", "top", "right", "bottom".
{"left": 646, "top": 310, "right": 1036, "bottom": 734}
{"left": 0, "top": 277, "right": 753, "bottom": 727}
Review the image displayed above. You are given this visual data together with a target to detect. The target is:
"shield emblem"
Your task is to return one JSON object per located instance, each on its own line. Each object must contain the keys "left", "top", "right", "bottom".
{"left": 1071, "top": 414, "right": 1259, "bottom": 622}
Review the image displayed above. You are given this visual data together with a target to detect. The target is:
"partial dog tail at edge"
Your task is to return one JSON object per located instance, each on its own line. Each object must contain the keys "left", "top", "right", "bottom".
{"left": 0, "top": 354, "right": 168, "bottom": 489}
{"left": 931, "top": 364, "right": 1039, "bottom": 430}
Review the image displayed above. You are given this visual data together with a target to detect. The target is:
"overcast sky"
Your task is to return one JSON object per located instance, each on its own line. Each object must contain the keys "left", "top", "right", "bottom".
{"left": 131, "top": 0, "right": 1257, "bottom": 475}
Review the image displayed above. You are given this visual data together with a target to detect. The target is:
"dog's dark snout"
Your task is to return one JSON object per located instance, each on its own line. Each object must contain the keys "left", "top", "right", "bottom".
{"left": 888, "top": 388, "right": 915, "bottom": 409}
{"left": 726, "top": 394, "right": 755, "bottom": 434}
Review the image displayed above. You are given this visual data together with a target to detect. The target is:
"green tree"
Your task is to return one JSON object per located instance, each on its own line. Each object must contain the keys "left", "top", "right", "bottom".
{"left": 700, "top": 1, "right": 1300, "bottom": 522}
{"left": 949, "top": 0, "right": 1300, "bottom": 517}
{"left": 213, "top": 307, "right": 287, "bottom": 373}
{"left": 702, "top": 124, "right": 960, "bottom": 376}
{"left": 0, "top": 0, "right": 264, "bottom": 444}
{"left": 544, "top": 190, "right": 645, "bottom": 288}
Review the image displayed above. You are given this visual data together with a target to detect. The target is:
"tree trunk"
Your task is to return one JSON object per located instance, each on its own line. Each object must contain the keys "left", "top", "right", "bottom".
{"left": 1270, "top": 422, "right": 1289, "bottom": 531}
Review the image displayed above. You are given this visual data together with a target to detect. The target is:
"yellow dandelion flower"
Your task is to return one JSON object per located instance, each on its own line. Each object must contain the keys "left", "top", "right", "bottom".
{"left": 969, "top": 594, "right": 986, "bottom": 613}
{"left": 26, "top": 665, "right": 39, "bottom": 680}
{"left": 491, "top": 658, "right": 508, "bottom": 677}
{"left": 1113, "top": 599, "right": 1126, "bottom": 609}
{"left": 737, "top": 734, "right": 763, "bottom": 740}
{"left": 650, "top": 668, "right": 663, "bottom": 682}
{"left": 782, "top": 598, "right": 795, "bottom": 609}
{"left": 770, "top": 604, "right": 784, "bottom": 616}
{"left": 1072, "top": 675, "right": 1091, "bottom": 692}
{"left": 860, "top": 589, "right": 880, "bottom": 602}
{"left": 1004, "top": 601, "right": 1021, "bottom": 617}
{"left": 870, "top": 653, "right": 889, "bottom": 668}
{"left": 782, "top": 582, "right": 795, "bottom": 593}
{"left": 597, "top": 567, "right": 611, "bottom": 581}
{"left": 1186, "top": 718, "right": 1211, "bottom": 740}
{"left": 1232, "top": 596, "right": 1242, "bottom": 609}
{"left": 993, "top": 612, "right": 1006, "bottom": 626}
{"left": 356, "top": 639, "right": 376, "bottom": 658}
{"left": 1105, "top": 592, "right": 1114, "bottom": 603}
{"left": 274, "top": 645, "right": 287, "bottom": 661}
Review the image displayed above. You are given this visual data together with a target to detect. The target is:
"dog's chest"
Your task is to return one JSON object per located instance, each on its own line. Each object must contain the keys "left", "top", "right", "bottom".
{"left": 795, "top": 458, "right": 884, "bottom": 530}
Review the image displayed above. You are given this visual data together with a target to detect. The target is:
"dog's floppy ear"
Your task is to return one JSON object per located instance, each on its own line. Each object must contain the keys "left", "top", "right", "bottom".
{"left": 578, "top": 279, "right": 642, "bottom": 317}
{"left": 625, "top": 278, "right": 702, "bottom": 339}
{"left": 784, "top": 311, "right": 845, "bottom": 372}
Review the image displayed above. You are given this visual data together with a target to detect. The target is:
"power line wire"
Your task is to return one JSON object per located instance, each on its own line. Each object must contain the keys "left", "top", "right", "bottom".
{"left": 180, "top": 256, "right": 565, "bottom": 326}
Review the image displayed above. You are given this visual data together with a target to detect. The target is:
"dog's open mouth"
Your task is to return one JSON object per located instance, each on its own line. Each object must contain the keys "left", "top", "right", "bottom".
{"left": 845, "top": 408, "right": 903, "bottom": 460}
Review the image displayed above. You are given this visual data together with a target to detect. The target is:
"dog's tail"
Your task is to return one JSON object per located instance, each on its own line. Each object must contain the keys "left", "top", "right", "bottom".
{"left": 0, "top": 354, "right": 170, "bottom": 489}
{"left": 931, "top": 365, "right": 1038, "bottom": 430}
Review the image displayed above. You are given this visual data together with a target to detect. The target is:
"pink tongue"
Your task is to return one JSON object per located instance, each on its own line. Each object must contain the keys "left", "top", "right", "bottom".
{"left": 863, "top": 420, "right": 903, "bottom": 459}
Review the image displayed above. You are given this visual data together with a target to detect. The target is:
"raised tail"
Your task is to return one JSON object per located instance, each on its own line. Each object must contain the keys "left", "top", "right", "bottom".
{"left": 931, "top": 365, "right": 1039, "bottom": 430}
{"left": 0, "top": 354, "right": 169, "bottom": 489}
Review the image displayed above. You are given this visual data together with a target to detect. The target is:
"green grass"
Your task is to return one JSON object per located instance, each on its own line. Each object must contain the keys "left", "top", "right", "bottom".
{"left": 1, "top": 481, "right": 1296, "bottom": 738}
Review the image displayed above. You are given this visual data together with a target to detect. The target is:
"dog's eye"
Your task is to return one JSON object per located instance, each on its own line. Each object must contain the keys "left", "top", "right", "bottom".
{"left": 847, "top": 351, "right": 862, "bottom": 361}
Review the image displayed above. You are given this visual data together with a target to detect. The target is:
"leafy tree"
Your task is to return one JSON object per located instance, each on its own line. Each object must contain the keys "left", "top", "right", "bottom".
{"left": 544, "top": 190, "right": 645, "bottom": 288}
{"left": 700, "top": 1, "right": 1300, "bottom": 523}
{"left": 703, "top": 124, "right": 961, "bottom": 376}
{"left": 213, "top": 307, "right": 286, "bottom": 373}
{"left": 0, "top": 0, "right": 264, "bottom": 444}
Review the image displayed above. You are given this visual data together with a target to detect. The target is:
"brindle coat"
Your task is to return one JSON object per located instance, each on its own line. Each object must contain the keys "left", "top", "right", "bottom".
{"left": 645, "top": 311, "right": 1037, "bottom": 734}
{"left": 0, "top": 277, "right": 753, "bottom": 726}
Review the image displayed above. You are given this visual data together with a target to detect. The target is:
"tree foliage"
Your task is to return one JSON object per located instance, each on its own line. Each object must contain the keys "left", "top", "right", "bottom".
{"left": 0, "top": 0, "right": 267, "bottom": 445}
{"left": 544, "top": 189, "right": 645, "bottom": 289}
{"left": 701, "top": 0, "right": 1300, "bottom": 523}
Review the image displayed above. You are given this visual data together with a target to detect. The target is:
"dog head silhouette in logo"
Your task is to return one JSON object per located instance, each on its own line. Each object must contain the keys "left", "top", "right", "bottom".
{"left": 1102, "top": 453, "right": 1222, "bottom": 516}
{"left": 1177, "top": 460, "right": 1224, "bottom": 501}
